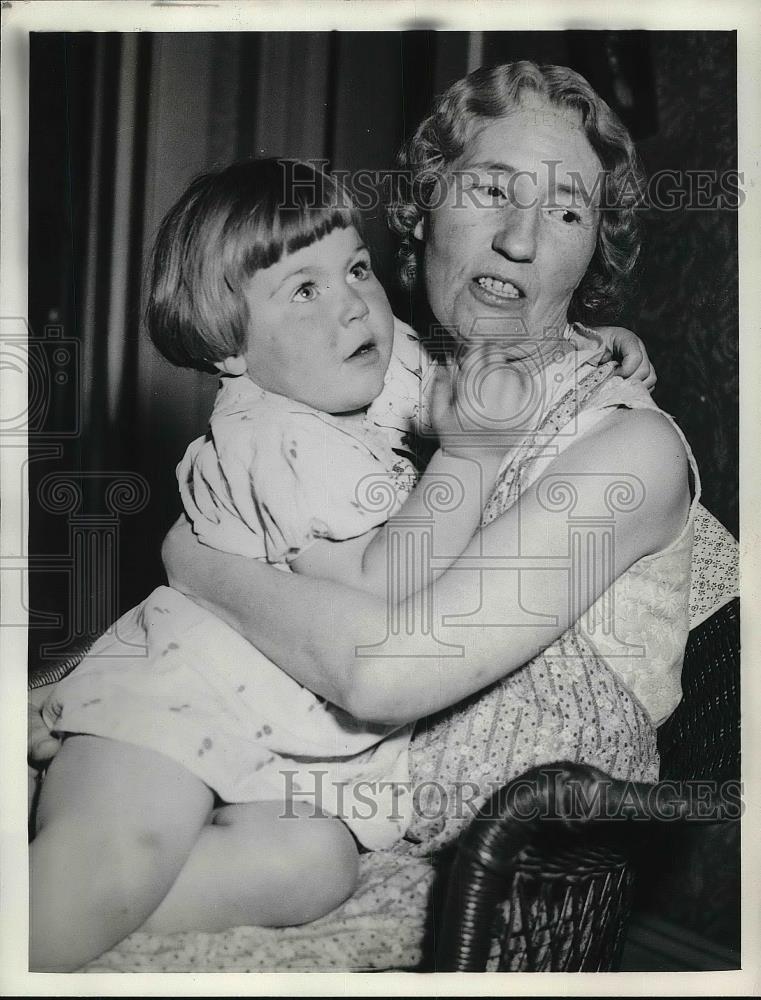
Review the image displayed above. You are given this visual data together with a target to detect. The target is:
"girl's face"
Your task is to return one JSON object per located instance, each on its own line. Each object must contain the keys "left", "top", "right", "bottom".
{"left": 236, "top": 226, "right": 394, "bottom": 414}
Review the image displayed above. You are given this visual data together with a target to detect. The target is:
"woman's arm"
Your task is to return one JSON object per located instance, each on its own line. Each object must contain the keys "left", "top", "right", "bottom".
{"left": 164, "top": 408, "right": 689, "bottom": 725}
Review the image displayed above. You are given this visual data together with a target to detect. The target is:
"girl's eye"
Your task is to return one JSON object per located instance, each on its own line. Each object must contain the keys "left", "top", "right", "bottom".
{"left": 292, "top": 283, "right": 317, "bottom": 302}
{"left": 349, "top": 259, "right": 371, "bottom": 281}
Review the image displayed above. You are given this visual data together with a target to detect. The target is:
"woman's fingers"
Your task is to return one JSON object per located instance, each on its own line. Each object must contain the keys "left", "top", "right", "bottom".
{"left": 28, "top": 694, "right": 61, "bottom": 765}
{"left": 619, "top": 345, "right": 657, "bottom": 392}
{"left": 642, "top": 369, "right": 658, "bottom": 393}
{"left": 602, "top": 327, "right": 656, "bottom": 387}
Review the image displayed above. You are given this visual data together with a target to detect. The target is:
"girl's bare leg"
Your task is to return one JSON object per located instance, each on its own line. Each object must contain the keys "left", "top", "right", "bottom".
{"left": 142, "top": 799, "right": 360, "bottom": 934}
{"left": 30, "top": 735, "right": 213, "bottom": 971}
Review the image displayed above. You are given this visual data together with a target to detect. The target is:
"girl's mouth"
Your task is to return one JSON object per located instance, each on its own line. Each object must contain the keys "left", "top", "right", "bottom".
{"left": 347, "top": 340, "right": 378, "bottom": 361}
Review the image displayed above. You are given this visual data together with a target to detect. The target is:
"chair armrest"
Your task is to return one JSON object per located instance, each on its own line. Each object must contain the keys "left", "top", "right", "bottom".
{"left": 436, "top": 762, "right": 739, "bottom": 971}
{"left": 437, "top": 597, "right": 742, "bottom": 971}
{"left": 658, "top": 597, "right": 740, "bottom": 781}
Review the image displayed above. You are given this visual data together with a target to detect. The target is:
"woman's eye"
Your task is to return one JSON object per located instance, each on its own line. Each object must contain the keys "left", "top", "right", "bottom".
{"left": 292, "top": 283, "right": 317, "bottom": 302}
{"left": 479, "top": 185, "right": 508, "bottom": 202}
{"left": 349, "top": 260, "right": 371, "bottom": 281}
{"left": 550, "top": 207, "right": 582, "bottom": 225}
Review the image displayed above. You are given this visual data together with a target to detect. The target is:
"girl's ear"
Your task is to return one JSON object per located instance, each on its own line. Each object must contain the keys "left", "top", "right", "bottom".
{"left": 214, "top": 355, "right": 248, "bottom": 376}
{"left": 413, "top": 217, "right": 425, "bottom": 242}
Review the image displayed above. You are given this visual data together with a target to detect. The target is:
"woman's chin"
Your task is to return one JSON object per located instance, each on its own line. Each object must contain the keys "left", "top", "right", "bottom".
{"left": 453, "top": 307, "right": 535, "bottom": 344}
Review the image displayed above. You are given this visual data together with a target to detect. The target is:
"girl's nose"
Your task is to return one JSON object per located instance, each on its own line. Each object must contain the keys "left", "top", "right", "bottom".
{"left": 340, "top": 284, "right": 370, "bottom": 325}
{"left": 492, "top": 204, "right": 540, "bottom": 262}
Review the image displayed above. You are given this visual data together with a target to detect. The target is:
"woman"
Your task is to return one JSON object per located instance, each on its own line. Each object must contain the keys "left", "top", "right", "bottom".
{"left": 30, "top": 61, "right": 695, "bottom": 964}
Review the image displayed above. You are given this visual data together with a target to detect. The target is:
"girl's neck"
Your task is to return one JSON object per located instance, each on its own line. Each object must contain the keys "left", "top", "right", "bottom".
{"left": 328, "top": 407, "right": 368, "bottom": 427}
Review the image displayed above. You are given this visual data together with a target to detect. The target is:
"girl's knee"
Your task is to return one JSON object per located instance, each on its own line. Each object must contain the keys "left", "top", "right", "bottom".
{"left": 281, "top": 815, "right": 359, "bottom": 922}
{"left": 214, "top": 802, "right": 359, "bottom": 923}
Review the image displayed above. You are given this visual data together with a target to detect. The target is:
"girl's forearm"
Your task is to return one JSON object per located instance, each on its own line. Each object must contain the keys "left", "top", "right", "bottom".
{"left": 358, "top": 448, "right": 504, "bottom": 593}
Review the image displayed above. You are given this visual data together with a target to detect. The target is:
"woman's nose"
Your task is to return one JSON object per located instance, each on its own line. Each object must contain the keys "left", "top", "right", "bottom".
{"left": 492, "top": 204, "right": 540, "bottom": 262}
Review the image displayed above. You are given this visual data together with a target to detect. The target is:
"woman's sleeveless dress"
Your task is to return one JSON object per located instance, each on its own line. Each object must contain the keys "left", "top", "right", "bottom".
{"left": 397, "top": 353, "right": 701, "bottom": 856}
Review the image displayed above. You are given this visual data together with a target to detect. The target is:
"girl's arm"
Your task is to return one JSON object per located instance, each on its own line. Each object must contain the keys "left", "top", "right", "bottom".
{"left": 165, "top": 406, "right": 689, "bottom": 725}
{"left": 291, "top": 448, "right": 504, "bottom": 595}
{"left": 294, "top": 334, "right": 655, "bottom": 596}
{"left": 292, "top": 351, "right": 525, "bottom": 595}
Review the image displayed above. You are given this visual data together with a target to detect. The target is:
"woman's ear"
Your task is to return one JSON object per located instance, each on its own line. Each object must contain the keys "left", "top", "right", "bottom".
{"left": 413, "top": 217, "right": 426, "bottom": 242}
{"left": 214, "top": 355, "right": 248, "bottom": 376}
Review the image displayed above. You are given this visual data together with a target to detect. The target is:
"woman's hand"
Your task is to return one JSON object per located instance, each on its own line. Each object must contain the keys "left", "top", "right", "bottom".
{"left": 596, "top": 326, "right": 657, "bottom": 391}
{"left": 28, "top": 683, "right": 61, "bottom": 766}
{"left": 162, "top": 517, "right": 352, "bottom": 708}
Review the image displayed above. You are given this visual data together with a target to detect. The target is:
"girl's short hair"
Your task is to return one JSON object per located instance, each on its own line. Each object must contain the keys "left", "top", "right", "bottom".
{"left": 146, "top": 159, "right": 360, "bottom": 371}
{"left": 388, "top": 61, "right": 645, "bottom": 321}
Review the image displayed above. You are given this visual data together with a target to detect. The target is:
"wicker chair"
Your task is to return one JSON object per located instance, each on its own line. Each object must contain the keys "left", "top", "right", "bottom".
{"left": 28, "top": 597, "right": 740, "bottom": 973}
{"left": 435, "top": 597, "right": 740, "bottom": 971}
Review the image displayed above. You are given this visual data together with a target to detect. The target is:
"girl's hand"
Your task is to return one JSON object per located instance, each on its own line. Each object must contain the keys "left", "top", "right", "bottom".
{"left": 430, "top": 344, "right": 534, "bottom": 459}
{"left": 596, "top": 326, "right": 656, "bottom": 391}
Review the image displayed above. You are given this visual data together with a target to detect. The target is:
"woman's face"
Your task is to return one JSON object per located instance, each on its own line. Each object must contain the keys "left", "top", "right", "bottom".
{"left": 421, "top": 95, "right": 603, "bottom": 342}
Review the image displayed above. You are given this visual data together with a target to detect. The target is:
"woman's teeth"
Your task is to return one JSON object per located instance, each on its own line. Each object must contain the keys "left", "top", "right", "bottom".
{"left": 476, "top": 276, "right": 522, "bottom": 298}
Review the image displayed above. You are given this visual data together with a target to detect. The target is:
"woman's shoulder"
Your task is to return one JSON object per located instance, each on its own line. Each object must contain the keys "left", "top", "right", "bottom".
{"left": 559, "top": 406, "right": 692, "bottom": 554}
{"left": 595, "top": 405, "right": 689, "bottom": 467}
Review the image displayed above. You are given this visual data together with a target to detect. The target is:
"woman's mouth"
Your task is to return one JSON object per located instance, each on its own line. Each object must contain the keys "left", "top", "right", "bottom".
{"left": 473, "top": 276, "right": 525, "bottom": 301}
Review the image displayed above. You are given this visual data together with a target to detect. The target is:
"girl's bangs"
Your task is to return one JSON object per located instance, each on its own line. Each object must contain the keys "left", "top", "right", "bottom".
{"left": 239, "top": 168, "right": 359, "bottom": 276}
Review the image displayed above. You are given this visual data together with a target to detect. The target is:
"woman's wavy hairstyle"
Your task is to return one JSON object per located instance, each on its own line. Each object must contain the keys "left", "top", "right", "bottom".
{"left": 146, "top": 158, "right": 360, "bottom": 372}
{"left": 388, "top": 61, "right": 645, "bottom": 320}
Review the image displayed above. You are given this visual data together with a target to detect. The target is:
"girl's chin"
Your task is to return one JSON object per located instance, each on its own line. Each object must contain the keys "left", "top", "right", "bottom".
{"left": 330, "top": 389, "right": 385, "bottom": 417}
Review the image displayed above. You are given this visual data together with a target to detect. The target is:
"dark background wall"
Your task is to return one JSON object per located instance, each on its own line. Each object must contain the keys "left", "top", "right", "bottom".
{"left": 28, "top": 29, "right": 738, "bottom": 657}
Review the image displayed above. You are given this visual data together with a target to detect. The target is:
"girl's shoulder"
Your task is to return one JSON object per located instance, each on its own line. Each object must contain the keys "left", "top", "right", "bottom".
{"left": 209, "top": 377, "right": 335, "bottom": 442}
{"left": 388, "top": 316, "right": 437, "bottom": 380}
{"left": 367, "top": 317, "right": 437, "bottom": 438}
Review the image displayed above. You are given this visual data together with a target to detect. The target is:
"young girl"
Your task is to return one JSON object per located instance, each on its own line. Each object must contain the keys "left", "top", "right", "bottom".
{"left": 30, "top": 159, "right": 533, "bottom": 971}
{"left": 30, "top": 159, "right": 647, "bottom": 971}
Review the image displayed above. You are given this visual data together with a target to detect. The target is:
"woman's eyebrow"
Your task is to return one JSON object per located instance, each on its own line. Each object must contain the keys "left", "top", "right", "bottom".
{"left": 463, "top": 161, "right": 594, "bottom": 200}
{"left": 461, "top": 160, "right": 518, "bottom": 176}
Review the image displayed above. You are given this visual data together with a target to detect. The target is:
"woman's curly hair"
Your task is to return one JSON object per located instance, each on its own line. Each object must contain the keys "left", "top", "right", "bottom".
{"left": 388, "top": 61, "right": 645, "bottom": 321}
